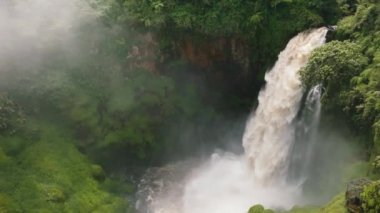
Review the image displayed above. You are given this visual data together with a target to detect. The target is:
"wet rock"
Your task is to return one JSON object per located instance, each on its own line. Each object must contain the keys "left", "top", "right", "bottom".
{"left": 179, "top": 37, "right": 250, "bottom": 72}
{"left": 325, "top": 25, "right": 337, "bottom": 42}
{"left": 135, "top": 159, "right": 199, "bottom": 213}
{"left": 345, "top": 178, "right": 372, "bottom": 213}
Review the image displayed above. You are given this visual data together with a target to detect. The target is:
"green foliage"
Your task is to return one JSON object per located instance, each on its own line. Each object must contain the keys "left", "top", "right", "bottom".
{"left": 375, "top": 121, "right": 380, "bottom": 153}
{"left": 124, "top": 0, "right": 338, "bottom": 36}
{"left": 41, "top": 184, "right": 66, "bottom": 203}
{"left": 0, "top": 194, "right": 16, "bottom": 213}
{"left": 337, "top": 0, "right": 358, "bottom": 15}
{"left": 342, "top": 59, "right": 378, "bottom": 153}
{"left": 0, "top": 9, "right": 216, "bottom": 163}
{"left": 0, "top": 94, "right": 24, "bottom": 135}
{"left": 287, "top": 206, "right": 319, "bottom": 213}
{"left": 361, "top": 180, "right": 380, "bottom": 213}
{"left": 286, "top": 193, "right": 346, "bottom": 213}
{"left": 122, "top": 0, "right": 339, "bottom": 74}
{"left": 0, "top": 124, "right": 129, "bottom": 212}
{"left": 247, "top": 204, "right": 274, "bottom": 213}
{"left": 336, "top": 1, "right": 378, "bottom": 39}
{"left": 91, "top": 164, "right": 106, "bottom": 182}
{"left": 372, "top": 155, "right": 380, "bottom": 175}
{"left": 248, "top": 205, "right": 265, "bottom": 213}
{"left": 320, "top": 193, "right": 346, "bottom": 213}
{"left": 65, "top": 67, "right": 214, "bottom": 161}
{"left": 298, "top": 3, "right": 380, "bottom": 209}
{"left": 300, "top": 39, "right": 378, "bottom": 150}
{"left": 0, "top": 148, "right": 8, "bottom": 165}
{"left": 310, "top": 0, "right": 380, "bottom": 156}
{"left": 343, "top": 161, "right": 370, "bottom": 181}
{"left": 300, "top": 40, "right": 368, "bottom": 97}
{"left": 0, "top": 0, "right": 376, "bottom": 212}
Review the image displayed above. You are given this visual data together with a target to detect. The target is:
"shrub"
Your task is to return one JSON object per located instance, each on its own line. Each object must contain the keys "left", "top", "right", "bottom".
{"left": 361, "top": 180, "right": 380, "bottom": 213}
{"left": 300, "top": 40, "right": 368, "bottom": 97}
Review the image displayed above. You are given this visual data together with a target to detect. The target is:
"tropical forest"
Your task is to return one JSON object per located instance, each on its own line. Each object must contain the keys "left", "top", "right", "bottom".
{"left": 0, "top": 0, "right": 379, "bottom": 212}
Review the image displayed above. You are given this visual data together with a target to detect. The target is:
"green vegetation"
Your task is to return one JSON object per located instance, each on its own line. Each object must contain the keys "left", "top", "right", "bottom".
{"left": 287, "top": 206, "right": 319, "bottom": 213}
{"left": 248, "top": 204, "right": 274, "bottom": 213}
{"left": 301, "top": 0, "right": 380, "bottom": 156}
{"left": 0, "top": 0, "right": 379, "bottom": 212}
{"left": 320, "top": 193, "right": 347, "bottom": 213}
{"left": 0, "top": 94, "right": 25, "bottom": 135}
{"left": 0, "top": 123, "right": 131, "bottom": 212}
{"left": 300, "top": 41, "right": 368, "bottom": 99}
{"left": 298, "top": 0, "right": 380, "bottom": 211}
{"left": 121, "top": 0, "right": 342, "bottom": 110}
{"left": 124, "top": 0, "right": 336, "bottom": 34}
{"left": 361, "top": 180, "right": 380, "bottom": 213}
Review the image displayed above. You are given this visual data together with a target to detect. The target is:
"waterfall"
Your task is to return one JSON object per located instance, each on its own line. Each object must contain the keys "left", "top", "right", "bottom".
{"left": 288, "top": 84, "right": 323, "bottom": 185}
{"left": 242, "top": 28, "right": 328, "bottom": 184}
{"left": 136, "top": 27, "right": 328, "bottom": 213}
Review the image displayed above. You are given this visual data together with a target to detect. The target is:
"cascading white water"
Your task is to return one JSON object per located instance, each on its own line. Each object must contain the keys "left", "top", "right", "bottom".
{"left": 136, "top": 28, "right": 328, "bottom": 213}
{"left": 242, "top": 28, "right": 328, "bottom": 183}
{"left": 287, "top": 84, "right": 323, "bottom": 186}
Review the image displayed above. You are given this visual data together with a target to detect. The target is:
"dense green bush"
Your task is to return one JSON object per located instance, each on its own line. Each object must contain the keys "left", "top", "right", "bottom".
{"left": 247, "top": 204, "right": 274, "bottom": 213}
{"left": 361, "top": 180, "right": 380, "bottom": 213}
{"left": 300, "top": 0, "right": 379, "bottom": 154}
{"left": 300, "top": 40, "right": 368, "bottom": 97}
{"left": 0, "top": 124, "right": 131, "bottom": 212}
{"left": 124, "top": 0, "right": 338, "bottom": 35}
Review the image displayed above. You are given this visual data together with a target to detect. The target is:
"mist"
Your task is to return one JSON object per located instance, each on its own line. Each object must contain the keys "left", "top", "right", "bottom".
{"left": 0, "top": 1, "right": 372, "bottom": 213}
{"left": 0, "top": 0, "right": 101, "bottom": 70}
{"left": 134, "top": 28, "right": 366, "bottom": 213}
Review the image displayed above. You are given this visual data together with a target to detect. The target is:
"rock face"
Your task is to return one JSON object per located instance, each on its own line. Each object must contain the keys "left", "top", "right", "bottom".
{"left": 127, "top": 32, "right": 159, "bottom": 73}
{"left": 178, "top": 37, "right": 250, "bottom": 72}
{"left": 345, "top": 178, "right": 372, "bottom": 213}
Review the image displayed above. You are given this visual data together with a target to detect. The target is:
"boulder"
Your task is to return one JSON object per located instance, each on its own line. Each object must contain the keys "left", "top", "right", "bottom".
{"left": 345, "top": 178, "right": 372, "bottom": 213}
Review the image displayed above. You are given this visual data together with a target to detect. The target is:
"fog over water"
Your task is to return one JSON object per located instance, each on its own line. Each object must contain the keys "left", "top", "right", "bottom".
{"left": 136, "top": 28, "right": 334, "bottom": 213}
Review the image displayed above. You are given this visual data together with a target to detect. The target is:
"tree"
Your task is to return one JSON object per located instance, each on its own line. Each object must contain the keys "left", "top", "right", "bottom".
{"left": 300, "top": 40, "right": 368, "bottom": 100}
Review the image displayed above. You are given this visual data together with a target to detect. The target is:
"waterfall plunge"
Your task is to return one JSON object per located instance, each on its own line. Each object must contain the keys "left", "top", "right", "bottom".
{"left": 136, "top": 28, "right": 328, "bottom": 213}
{"left": 243, "top": 28, "right": 328, "bottom": 184}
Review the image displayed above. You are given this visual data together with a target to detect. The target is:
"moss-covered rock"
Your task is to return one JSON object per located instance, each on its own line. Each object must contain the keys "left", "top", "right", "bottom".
{"left": 346, "top": 178, "right": 372, "bottom": 213}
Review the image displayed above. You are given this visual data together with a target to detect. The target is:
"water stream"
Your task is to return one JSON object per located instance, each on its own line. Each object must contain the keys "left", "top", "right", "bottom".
{"left": 136, "top": 27, "right": 328, "bottom": 213}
